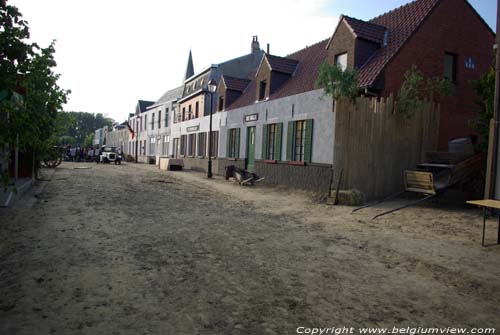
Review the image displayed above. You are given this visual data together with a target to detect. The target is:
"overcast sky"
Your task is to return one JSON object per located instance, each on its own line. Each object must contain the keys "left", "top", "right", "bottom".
{"left": 8, "top": 0, "right": 497, "bottom": 123}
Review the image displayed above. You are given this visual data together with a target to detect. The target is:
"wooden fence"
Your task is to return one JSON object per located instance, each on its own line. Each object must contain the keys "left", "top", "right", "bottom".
{"left": 333, "top": 95, "right": 440, "bottom": 199}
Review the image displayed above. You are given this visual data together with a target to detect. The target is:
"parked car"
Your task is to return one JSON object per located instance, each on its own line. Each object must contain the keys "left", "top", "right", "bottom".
{"left": 97, "top": 146, "right": 121, "bottom": 164}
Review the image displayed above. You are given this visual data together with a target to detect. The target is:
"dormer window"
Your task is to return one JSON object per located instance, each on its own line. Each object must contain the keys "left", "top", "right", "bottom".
{"left": 335, "top": 53, "right": 347, "bottom": 71}
{"left": 218, "top": 96, "right": 225, "bottom": 111}
{"left": 259, "top": 80, "right": 267, "bottom": 100}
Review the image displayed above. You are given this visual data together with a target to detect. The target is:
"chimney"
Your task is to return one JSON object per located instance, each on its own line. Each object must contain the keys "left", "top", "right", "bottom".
{"left": 251, "top": 36, "right": 260, "bottom": 55}
{"left": 267, "top": 43, "right": 270, "bottom": 54}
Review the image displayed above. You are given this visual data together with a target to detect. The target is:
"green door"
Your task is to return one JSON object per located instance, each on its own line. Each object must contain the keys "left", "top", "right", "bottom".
{"left": 246, "top": 126, "right": 256, "bottom": 172}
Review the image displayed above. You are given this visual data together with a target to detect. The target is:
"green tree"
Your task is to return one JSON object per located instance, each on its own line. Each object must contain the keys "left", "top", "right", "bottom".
{"left": 62, "top": 111, "right": 113, "bottom": 145}
{"left": 1, "top": 1, "right": 70, "bottom": 189}
{"left": 83, "top": 133, "right": 94, "bottom": 148}
{"left": 470, "top": 66, "right": 495, "bottom": 152}
{"left": 396, "top": 65, "right": 453, "bottom": 117}
{"left": 315, "top": 62, "right": 359, "bottom": 102}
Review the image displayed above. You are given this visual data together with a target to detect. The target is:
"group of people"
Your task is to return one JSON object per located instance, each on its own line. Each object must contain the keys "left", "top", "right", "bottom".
{"left": 64, "top": 146, "right": 98, "bottom": 162}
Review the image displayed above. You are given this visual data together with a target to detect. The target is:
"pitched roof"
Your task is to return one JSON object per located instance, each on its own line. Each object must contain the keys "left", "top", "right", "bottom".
{"left": 265, "top": 54, "right": 299, "bottom": 74}
{"left": 357, "top": 0, "right": 441, "bottom": 88}
{"left": 222, "top": 76, "right": 251, "bottom": 92}
{"left": 343, "top": 16, "right": 387, "bottom": 44}
{"left": 227, "top": 39, "right": 329, "bottom": 111}
{"left": 150, "top": 86, "right": 183, "bottom": 108}
{"left": 136, "top": 100, "right": 154, "bottom": 114}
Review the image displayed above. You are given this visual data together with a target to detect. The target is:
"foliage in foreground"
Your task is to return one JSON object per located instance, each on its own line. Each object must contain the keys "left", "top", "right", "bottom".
{"left": 0, "top": 0, "right": 70, "bottom": 189}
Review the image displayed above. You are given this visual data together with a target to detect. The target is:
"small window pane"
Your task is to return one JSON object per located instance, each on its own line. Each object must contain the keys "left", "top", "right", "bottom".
{"left": 335, "top": 53, "right": 347, "bottom": 71}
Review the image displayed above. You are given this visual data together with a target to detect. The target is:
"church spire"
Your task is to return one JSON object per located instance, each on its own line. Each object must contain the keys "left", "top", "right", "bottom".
{"left": 184, "top": 50, "right": 194, "bottom": 81}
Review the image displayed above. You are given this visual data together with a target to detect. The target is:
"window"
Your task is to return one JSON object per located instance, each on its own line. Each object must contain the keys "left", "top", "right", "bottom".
{"left": 165, "top": 108, "right": 169, "bottom": 127}
{"left": 259, "top": 80, "right": 267, "bottom": 100}
{"left": 444, "top": 52, "right": 457, "bottom": 82}
{"left": 180, "top": 135, "right": 187, "bottom": 156}
{"left": 158, "top": 110, "right": 161, "bottom": 129}
{"left": 209, "top": 131, "right": 219, "bottom": 157}
{"left": 294, "top": 121, "right": 306, "bottom": 161}
{"left": 188, "top": 105, "right": 192, "bottom": 120}
{"left": 218, "top": 96, "right": 224, "bottom": 111}
{"left": 195, "top": 102, "right": 199, "bottom": 118}
{"left": 226, "top": 128, "right": 240, "bottom": 158}
{"left": 182, "top": 107, "right": 186, "bottom": 121}
{"left": 188, "top": 133, "right": 196, "bottom": 156}
{"left": 151, "top": 113, "right": 155, "bottom": 130}
{"left": 162, "top": 135, "right": 169, "bottom": 156}
{"left": 197, "top": 132, "right": 207, "bottom": 157}
{"left": 149, "top": 137, "right": 156, "bottom": 155}
{"left": 287, "top": 119, "right": 313, "bottom": 163}
{"left": 144, "top": 115, "right": 147, "bottom": 131}
{"left": 335, "top": 53, "right": 347, "bottom": 71}
{"left": 262, "top": 123, "right": 283, "bottom": 160}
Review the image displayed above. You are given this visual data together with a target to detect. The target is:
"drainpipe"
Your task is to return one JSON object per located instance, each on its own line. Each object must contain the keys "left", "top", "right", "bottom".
{"left": 490, "top": 0, "right": 500, "bottom": 199}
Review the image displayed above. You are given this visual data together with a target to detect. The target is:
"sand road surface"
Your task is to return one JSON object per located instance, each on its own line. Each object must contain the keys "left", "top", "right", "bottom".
{"left": 0, "top": 162, "right": 499, "bottom": 334}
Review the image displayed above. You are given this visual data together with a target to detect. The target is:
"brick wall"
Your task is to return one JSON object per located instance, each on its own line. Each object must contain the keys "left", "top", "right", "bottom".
{"left": 382, "top": 0, "right": 495, "bottom": 148}
{"left": 255, "top": 60, "right": 271, "bottom": 100}
{"left": 327, "top": 20, "right": 356, "bottom": 68}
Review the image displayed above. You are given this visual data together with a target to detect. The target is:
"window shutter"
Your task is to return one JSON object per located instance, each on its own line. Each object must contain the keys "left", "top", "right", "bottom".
{"left": 275, "top": 123, "right": 283, "bottom": 161}
{"left": 304, "top": 119, "right": 314, "bottom": 163}
{"left": 287, "top": 121, "right": 294, "bottom": 161}
{"left": 236, "top": 128, "right": 240, "bottom": 158}
{"left": 226, "top": 129, "right": 231, "bottom": 158}
{"left": 262, "top": 124, "right": 268, "bottom": 160}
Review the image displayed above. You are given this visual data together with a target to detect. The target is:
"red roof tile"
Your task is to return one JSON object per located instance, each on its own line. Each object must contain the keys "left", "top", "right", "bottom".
{"left": 343, "top": 16, "right": 387, "bottom": 44}
{"left": 222, "top": 76, "right": 251, "bottom": 92}
{"left": 227, "top": 39, "right": 329, "bottom": 111}
{"left": 265, "top": 54, "right": 299, "bottom": 74}
{"left": 357, "top": 0, "right": 441, "bottom": 88}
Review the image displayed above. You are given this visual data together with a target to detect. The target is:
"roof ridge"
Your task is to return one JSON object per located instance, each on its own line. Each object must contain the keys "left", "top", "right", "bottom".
{"left": 286, "top": 38, "right": 330, "bottom": 58}
{"left": 369, "top": 0, "right": 440, "bottom": 23}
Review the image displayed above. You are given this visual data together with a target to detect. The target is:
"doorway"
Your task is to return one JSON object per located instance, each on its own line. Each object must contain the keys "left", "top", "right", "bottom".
{"left": 246, "top": 126, "right": 256, "bottom": 172}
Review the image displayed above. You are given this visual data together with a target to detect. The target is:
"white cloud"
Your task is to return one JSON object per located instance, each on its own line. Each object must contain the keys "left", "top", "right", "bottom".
{"left": 8, "top": 0, "right": 339, "bottom": 122}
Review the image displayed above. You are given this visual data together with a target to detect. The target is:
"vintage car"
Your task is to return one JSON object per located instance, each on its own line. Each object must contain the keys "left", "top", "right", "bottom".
{"left": 97, "top": 146, "right": 121, "bottom": 164}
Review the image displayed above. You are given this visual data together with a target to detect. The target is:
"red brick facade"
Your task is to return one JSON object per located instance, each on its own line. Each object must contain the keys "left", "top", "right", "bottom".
{"left": 382, "top": 0, "right": 494, "bottom": 148}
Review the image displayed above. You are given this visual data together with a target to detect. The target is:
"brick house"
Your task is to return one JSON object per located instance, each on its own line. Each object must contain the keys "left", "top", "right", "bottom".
{"left": 326, "top": 0, "right": 495, "bottom": 148}
{"left": 169, "top": 36, "right": 264, "bottom": 172}
{"left": 210, "top": 0, "right": 494, "bottom": 192}
{"left": 218, "top": 40, "right": 334, "bottom": 192}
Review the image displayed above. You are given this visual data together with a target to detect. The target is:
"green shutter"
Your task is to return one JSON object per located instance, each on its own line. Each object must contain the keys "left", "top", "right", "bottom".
{"left": 275, "top": 123, "right": 283, "bottom": 161}
{"left": 304, "top": 119, "right": 314, "bottom": 163}
{"left": 236, "top": 128, "right": 240, "bottom": 158}
{"left": 287, "top": 121, "right": 294, "bottom": 161}
{"left": 226, "top": 129, "right": 231, "bottom": 158}
{"left": 262, "top": 124, "right": 268, "bottom": 160}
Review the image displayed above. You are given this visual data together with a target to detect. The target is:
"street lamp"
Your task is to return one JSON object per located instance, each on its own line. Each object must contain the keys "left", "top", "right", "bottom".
{"left": 207, "top": 79, "right": 217, "bottom": 178}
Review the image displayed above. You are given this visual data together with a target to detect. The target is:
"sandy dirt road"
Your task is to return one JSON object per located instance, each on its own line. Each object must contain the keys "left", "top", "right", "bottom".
{"left": 0, "top": 162, "right": 499, "bottom": 334}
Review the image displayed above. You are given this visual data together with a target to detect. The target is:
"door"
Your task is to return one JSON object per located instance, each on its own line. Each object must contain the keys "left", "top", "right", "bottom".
{"left": 173, "top": 138, "right": 179, "bottom": 158}
{"left": 246, "top": 126, "right": 256, "bottom": 172}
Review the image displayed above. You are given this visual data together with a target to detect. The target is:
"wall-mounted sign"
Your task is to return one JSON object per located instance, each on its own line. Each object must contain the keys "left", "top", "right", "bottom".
{"left": 186, "top": 125, "right": 200, "bottom": 132}
{"left": 244, "top": 114, "right": 258, "bottom": 122}
{"left": 465, "top": 57, "right": 476, "bottom": 70}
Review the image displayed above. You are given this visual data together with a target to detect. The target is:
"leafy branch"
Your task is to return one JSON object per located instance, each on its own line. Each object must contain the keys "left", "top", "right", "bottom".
{"left": 396, "top": 65, "right": 453, "bottom": 117}
{"left": 315, "top": 62, "right": 359, "bottom": 102}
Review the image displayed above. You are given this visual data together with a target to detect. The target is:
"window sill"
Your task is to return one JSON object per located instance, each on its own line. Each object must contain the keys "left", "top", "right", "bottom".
{"left": 227, "top": 158, "right": 238, "bottom": 161}
{"left": 288, "top": 161, "right": 305, "bottom": 166}
{"left": 263, "top": 160, "right": 277, "bottom": 164}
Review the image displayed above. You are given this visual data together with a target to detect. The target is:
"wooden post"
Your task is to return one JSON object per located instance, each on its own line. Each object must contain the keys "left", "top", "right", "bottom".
{"left": 489, "top": 0, "right": 500, "bottom": 199}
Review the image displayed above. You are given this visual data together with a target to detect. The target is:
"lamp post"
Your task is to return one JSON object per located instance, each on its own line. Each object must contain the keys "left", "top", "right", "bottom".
{"left": 207, "top": 79, "right": 217, "bottom": 178}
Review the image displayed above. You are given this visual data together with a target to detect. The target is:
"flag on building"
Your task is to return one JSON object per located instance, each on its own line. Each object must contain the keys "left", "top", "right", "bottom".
{"left": 125, "top": 120, "right": 135, "bottom": 139}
